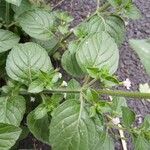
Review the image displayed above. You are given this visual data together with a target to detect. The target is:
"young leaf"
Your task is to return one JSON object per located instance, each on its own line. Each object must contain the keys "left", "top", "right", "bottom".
{"left": 122, "top": 107, "right": 135, "bottom": 127}
{"left": 62, "top": 42, "right": 85, "bottom": 77}
{"left": 129, "top": 39, "right": 150, "bottom": 76}
{"left": 76, "top": 32, "right": 119, "bottom": 75}
{"left": 0, "top": 29, "right": 20, "bottom": 53}
{"left": 28, "top": 80, "right": 44, "bottom": 93}
{"left": 49, "top": 100, "right": 100, "bottom": 150}
{"left": 6, "top": 42, "right": 52, "bottom": 83}
{"left": 27, "top": 104, "right": 50, "bottom": 144}
{"left": 18, "top": 10, "right": 55, "bottom": 40}
{"left": 0, "top": 123, "right": 22, "bottom": 150}
{"left": 6, "top": 0, "right": 22, "bottom": 6}
{"left": 0, "top": 96, "right": 26, "bottom": 126}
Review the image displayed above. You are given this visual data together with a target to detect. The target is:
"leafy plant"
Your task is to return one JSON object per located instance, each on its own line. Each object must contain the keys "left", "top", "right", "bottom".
{"left": 0, "top": 0, "right": 149, "bottom": 149}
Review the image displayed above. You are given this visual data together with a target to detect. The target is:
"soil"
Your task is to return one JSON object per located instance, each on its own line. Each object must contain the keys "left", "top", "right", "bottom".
{"left": 18, "top": 0, "right": 150, "bottom": 149}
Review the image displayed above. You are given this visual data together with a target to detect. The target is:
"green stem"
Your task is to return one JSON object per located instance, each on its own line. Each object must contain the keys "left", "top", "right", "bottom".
{"left": 98, "top": 2, "right": 111, "bottom": 12}
{"left": 5, "top": 2, "right": 10, "bottom": 29}
{"left": 17, "top": 88, "right": 150, "bottom": 100}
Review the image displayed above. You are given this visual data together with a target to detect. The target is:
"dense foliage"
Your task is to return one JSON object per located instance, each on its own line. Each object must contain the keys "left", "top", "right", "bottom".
{"left": 0, "top": 0, "right": 150, "bottom": 149}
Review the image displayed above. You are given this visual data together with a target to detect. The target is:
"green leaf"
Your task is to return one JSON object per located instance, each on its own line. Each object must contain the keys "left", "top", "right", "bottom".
{"left": 141, "top": 115, "right": 150, "bottom": 131}
{"left": 62, "top": 42, "right": 85, "bottom": 77}
{"left": 12, "top": 0, "right": 34, "bottom": 19}
{"left": 0, "top": 123, "right": 22, "bottom": 150}
{"left": 0, "top": 1, "right": 6, "bottom": 21}
{"left": 32, "top": 35, "right": 59, "bottom": 55}
{"left": 6, "top": 42, "right": 52, "bottom": 83}
{"left": 122, "top": 107, "right": 135, "bottom": 127}
{"left": 99, "top": 133, "right": 114, "bottom": 150}
{"left": 6, "top": 0, "right": 22, "bottom": 6}
{"left": 111, "top": 97, "right": 127, "bottom": 117}
{"left": 0, "top": 96, "right": 26, "bottom": 126}
{"left": 0, "top": 29, "right": 20, "bottom": 53}
{"left": 134, "top": 135, "right": 150, "bottom": 150}
{"left": 27, "top": 104, "right": 50, "bottom": 144}
{"left": 28, "top": 80, "right": 44, "bottom": 93}
{"left": 86, "top": 88, "right": 99, "bottom": 103}
{"left": 129, "top": 39, "right": 150, "bottom": 76}
{"left": 18, "top": 10, "right": 55, "bottom": 40}
{"left": 76, "top": 32, "right": 119, "bottom": 75}
{"left": 49, "top": 100, "right": 100, "bottom": 150}
{"left": 75, "top": 15, "right": 125, "bottom": 46}
{"left": 123, "top": 4, "right": 141, "bottom": 20}
{"left": 66, "top": 79, "right": 80, "bottom": 99}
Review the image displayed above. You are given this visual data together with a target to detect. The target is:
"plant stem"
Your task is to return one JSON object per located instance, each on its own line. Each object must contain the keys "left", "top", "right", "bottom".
{"left": 17, "top": 88, "right": 150, "bottom": 100}
{"left": 5, "top": 2, "right": 10, "bottom": 29}
{"left": 98, "top": 2, "right": 111, "bottom": 12}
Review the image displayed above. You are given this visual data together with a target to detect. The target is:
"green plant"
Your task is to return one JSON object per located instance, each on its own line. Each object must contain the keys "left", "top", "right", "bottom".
{"left": 0, "top": 0, "right": 150, "bottom": 149}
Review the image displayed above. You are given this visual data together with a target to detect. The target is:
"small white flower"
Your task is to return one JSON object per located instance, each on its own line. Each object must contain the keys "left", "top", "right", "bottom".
{"left": 70, "top": 28, "right": 74, "bottom": 32}
{"left": 125, "top": 21, "right": 129, "bottom": 26}
{"left": 64, "top": 93, "right": 67, "bottom": 99}
{"left": 58, "top": 73, "right": 62, "bottom": 79}
{"left": 123, "top": 78, "right": 131, "bottom": 90}
{"left": 30, "top": 97, "right": 35, "bottom": 102}
{"left": 61, "top": 81, "right": 68, "bottom": 87}
{"left": 85, "top": 42, "right": 88, "bottom": 44}
{"left": 112, "top": 117, "right": 120, "bottom": 125}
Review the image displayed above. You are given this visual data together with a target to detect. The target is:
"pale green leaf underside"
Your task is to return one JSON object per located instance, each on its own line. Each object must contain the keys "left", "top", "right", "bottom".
{"left": 0, "top": 96, "right": 26, "bottom": 126}
{"left": 0, "top": 29, "right": 20, "bottom": 53}
{"left": 18, "top": 10, "right": 55, "bottom": 40}
{"left": 27, "top": 104, "right": 50, "bottom": 144}
{"left": 5, "top": 0, "right": 22, "bottom": 6}
{"left": 6, "top": 42, "right": 52, "bottom": 82}
{"left": 0, "top": 123, "right": 22, "bottom": 150}
{"left": 129, "top": 39, "right": 150, "bottom": 76}
{"left": 49, "top": 100, "right": 101, "bottom": 150}
{"left": 76, "top": 32, "right": 119, "bottom": 74}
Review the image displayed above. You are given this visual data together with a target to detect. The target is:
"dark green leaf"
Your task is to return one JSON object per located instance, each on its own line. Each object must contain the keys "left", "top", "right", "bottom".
{"left": 122, "top": 107, "right": 135, "bottom": 127}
